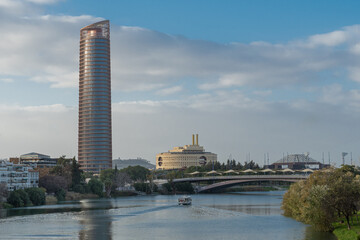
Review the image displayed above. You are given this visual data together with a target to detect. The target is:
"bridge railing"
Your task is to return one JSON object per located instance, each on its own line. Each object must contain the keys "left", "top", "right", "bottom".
{"left": 173, "top": 174, "right": 308, "bottom": 182}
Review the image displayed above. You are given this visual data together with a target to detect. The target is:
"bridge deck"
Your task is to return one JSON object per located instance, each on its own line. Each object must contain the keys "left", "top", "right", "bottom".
{"left": 172, "top": 174, "right": 308, "bottom": 193}
{"left": 173, "top": 174, "right": 308, "bottom": 183}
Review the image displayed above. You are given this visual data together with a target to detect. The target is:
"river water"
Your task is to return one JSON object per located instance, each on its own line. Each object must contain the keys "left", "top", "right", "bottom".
{"left": 0, "top": 191, "right": 336, "bottom": 240}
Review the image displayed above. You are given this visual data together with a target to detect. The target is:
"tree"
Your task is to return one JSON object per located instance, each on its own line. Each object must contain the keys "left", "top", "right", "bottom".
{"left": 88, "top": 178, "right": 104, "bottom": 197}
{"left": 0, "top": 183, "right": 8, "bottom": 204}
{"left": 119, "top": 166, "right": 150, "bottom": 182}
{"left": 244, "top": 160, "right": 260, "bottom": 170}
{"left": 55, "top": 189, "right": 66, "bottom": 201}
{"left": 25, "top": 188, "right": 46, "bottom": 206}
{"left": 50, "top": 156, "right": 72, "bottom": 188}
{"left": 133, "top": 182, "right": 158, "bottom": 194}
{"left": 174, "top": 182, "right": 194, "bottom": 194}
{"left": 16, "top": 189, "right": 31, "bottom": 206}
{"left": 166, "top": 171, "right": 177, "bottom": 193}
{"left": 73, "top": 184, "right": 85, "bottom": 194}
{"left": 7, "top": 191, "right": 24, "bottom": 207}
{"left": 304, "top": 185, "right": 335, "bottom": 231}
{"left": 282, "top": 166, "right": 360, "bottom": 231}
{"left": 100, "top": 169, "right": 115, "bottom": 197}
{"left": 39, "top": 175, "right": 68, "bottom": 193}
{"left": 328, "top": 170, "right": 360, "bottom": 230}
{"left": 71, "top": 158, "right": 82, "bottom": 187}
{"left": 114, "top": 172, "right": 131, "bottom": 189}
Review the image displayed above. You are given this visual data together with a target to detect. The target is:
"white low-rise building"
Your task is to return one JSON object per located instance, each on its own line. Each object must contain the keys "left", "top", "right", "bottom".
{"left": 0, "top": 160, "right": 39, "bottom": 191}
{"left": 156, "top": 134, "right": 217, "bottom": 170}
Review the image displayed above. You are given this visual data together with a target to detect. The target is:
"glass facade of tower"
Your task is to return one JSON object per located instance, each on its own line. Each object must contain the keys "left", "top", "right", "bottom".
{"left": 78, "top": 20, "right": 112, "bottom": 173}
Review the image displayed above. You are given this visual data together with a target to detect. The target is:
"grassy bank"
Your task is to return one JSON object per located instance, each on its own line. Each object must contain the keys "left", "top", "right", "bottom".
{"left": 333, "top": 219, "right": 360, "bottom": 240}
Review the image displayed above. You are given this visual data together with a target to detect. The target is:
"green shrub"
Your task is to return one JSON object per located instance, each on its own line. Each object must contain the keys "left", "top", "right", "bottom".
{"left": 73, "top": 184, "right": 85, "bottom": 194}
{"left": 88, "top": 178, "right": 104, "bottom": 197}
{"left": 83, "top": 184, "right": 91, "bottom": 194}
{"left": 174, "top": 182, "right": 194, "bottom": 194}
{"left": 134, "top": 183, "right": 157, "bottom": 194}
{"left": 134, "top": 182, "right": 144, "bottom": 192}
{"left": 55, "top": 188, "right": 66, "bottom": 202}
{"left": 162, "top": 183, "right": 172, "bottom": 192}
{"left": 16, "top": 189, "right": 31, "bottom": 206}
{"left": 2, "top": 202, "right": 13, "bottom": 209}
{"left": 160, "top": 182, "right": 194, "bottom": 194}
{"left": 25, "top": 188, "right": 46, "bottom": 206}
{"left": 7, "top": 191, "right": 24, "bottom": 207}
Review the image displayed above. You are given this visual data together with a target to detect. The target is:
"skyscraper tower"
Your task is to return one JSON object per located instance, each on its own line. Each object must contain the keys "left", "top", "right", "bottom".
{"left": 78, "top": 20, "right": 112, "bottom": 173}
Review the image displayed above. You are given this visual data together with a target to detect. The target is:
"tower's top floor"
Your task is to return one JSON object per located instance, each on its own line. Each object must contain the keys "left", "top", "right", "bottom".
{"left": 80, "top": 20, "right": 110, "bottom": 40}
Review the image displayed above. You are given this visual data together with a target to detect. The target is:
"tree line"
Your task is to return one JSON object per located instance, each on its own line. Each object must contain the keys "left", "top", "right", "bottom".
{"left": 282, "top": 165, "right": 360, "bottom": 231}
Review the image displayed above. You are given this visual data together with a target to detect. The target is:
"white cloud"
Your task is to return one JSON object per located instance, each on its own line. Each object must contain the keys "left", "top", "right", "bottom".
{"left": 1, "top": 84, "right": 360, "bottom": 166}
{"left": 0, "top": 104, "right": 77, "bottom": 159}
{"left": 0, "top": 78, "right": 14, "bottom": 83}
{"left": 348, "top": 67, "right": 360, "bottom": 83}
{"left": 110, "top": 89, "right": 360, "bottom": 164}
{"left": 0, "top": 103, "right": 71, "bottom": 112}
{"left": 1, "top": 3, "right": 360, "bottom": 92}
{"left": 0, "top": 2, "right": 360, "bottom": 166}
{"left": 319, "top": 84, "right": 360, "bottom": 113}
{"left": 39, "top": 14, "right": 103, "bottom": 23}
{"left": 253, "top": 90, "right": 272, "bottom": 97}
{"left": 156, "top": 86, "right": 183, "bottom": 96}
{"left": 307, "top": 30, "right": 347, "bottom": 47}
{"left": 26, "top": 0, "right": 61, "bottom": 4}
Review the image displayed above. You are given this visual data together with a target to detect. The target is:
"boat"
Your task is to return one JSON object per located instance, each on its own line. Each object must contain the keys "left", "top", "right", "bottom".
{"left": 178, "top": 196, "right": 192, "bottom": 205}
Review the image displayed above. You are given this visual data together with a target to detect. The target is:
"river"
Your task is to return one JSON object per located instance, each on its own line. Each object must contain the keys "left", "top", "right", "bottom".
{"left": 0, "top": 191, "right": 336, "bottom": 240}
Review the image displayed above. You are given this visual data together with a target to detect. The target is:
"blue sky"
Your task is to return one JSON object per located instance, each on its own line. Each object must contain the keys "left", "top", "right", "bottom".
{"left": 46, "top": 0, "right": 360, "bottom": 43}
{"left": 0, "top": 0, "right": 360, "bottom": 166}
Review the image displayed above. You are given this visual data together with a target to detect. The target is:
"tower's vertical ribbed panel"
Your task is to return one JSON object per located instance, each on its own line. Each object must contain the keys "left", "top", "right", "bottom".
{"left": 78, "top": 20, "right": 112, "bottom": 173}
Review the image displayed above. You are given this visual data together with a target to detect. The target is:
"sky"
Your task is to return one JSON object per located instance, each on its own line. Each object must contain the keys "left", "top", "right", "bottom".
{"left": 0, "top": 0, "right": 360, "bottom": 167}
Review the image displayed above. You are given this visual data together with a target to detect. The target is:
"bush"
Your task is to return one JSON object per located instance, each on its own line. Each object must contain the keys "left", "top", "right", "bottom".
{"left": 162, "top": 183, "right": 172, "bottom": 193}
{"left": 88, "top": 178, "right": 104, "bottom": 197}
{"left": 16, "top": 189, "right": 31, "bottom": 206}
{"left": 2, "top": 202, "right": 13, "bottom": 209}
{"left": 25, "top": 188, "right": 46, "bottom": 206}
{"left": 119, "top": 166, "right": 150, "bottom": 182}
{"left": 174, "top": 182, "right": 194, "bottom": 194}
{"left": 134, "top": 182, "right": 157, "bottom": 194}
{"left": 73, "top": 184, "right": 85, "bottom": 194}
{"left": 55, "top": 188, "right": 66, "bottom": 202}
{"left": 83, "top": 184, "right": 91, "bottom": 194}
{"left": 134, "top": 182, "right": 147, "bottom": 193}
{"left": 7, "top": 191, "right": 24, "bottom": 207}
{"left": 161, "top": 182, "right": 194, "bottom": 194}
{"left": 152, "top": 184, "right": 158, "bottom": 192}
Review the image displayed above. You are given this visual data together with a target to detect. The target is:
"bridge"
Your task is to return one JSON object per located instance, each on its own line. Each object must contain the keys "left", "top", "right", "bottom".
{"left": 172, "top": 175, "right": 308, "bottom": 193}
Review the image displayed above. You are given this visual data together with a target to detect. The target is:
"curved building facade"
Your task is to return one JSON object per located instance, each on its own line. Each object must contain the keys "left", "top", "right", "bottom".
{"left": 156, "top": 134, "right": 217, "bottom": 170}
{"left": 78, "top": 20, "right": 112, "bottom": 173}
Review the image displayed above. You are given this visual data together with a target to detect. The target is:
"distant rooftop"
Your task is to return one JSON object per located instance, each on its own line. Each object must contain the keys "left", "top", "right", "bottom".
{"left": 274, "top": 154, "right": 318, "bottom": 164}
{"left": 112, "top": 158, "right": 155, "bottom": 170}
{"left": 20, "top": 152, "right": 50, "bottom": 160}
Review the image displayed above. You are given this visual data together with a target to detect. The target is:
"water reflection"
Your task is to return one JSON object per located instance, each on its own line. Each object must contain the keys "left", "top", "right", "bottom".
{"left": 303, "top": 226, "right": 337, "bottom": 240}
{"left": 78, "top": 200, "right": 113, "bottom": 240}
{"left": 205, "top": 204, "right": 281, "bottom": 215}
{"left": 0, "top": 193, "right": 337, "bottom": 240}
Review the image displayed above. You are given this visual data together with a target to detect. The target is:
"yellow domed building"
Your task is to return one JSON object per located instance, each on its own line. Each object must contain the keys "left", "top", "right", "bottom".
{"left": 156, "top": 134, "right": 217, "bottom": 170}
